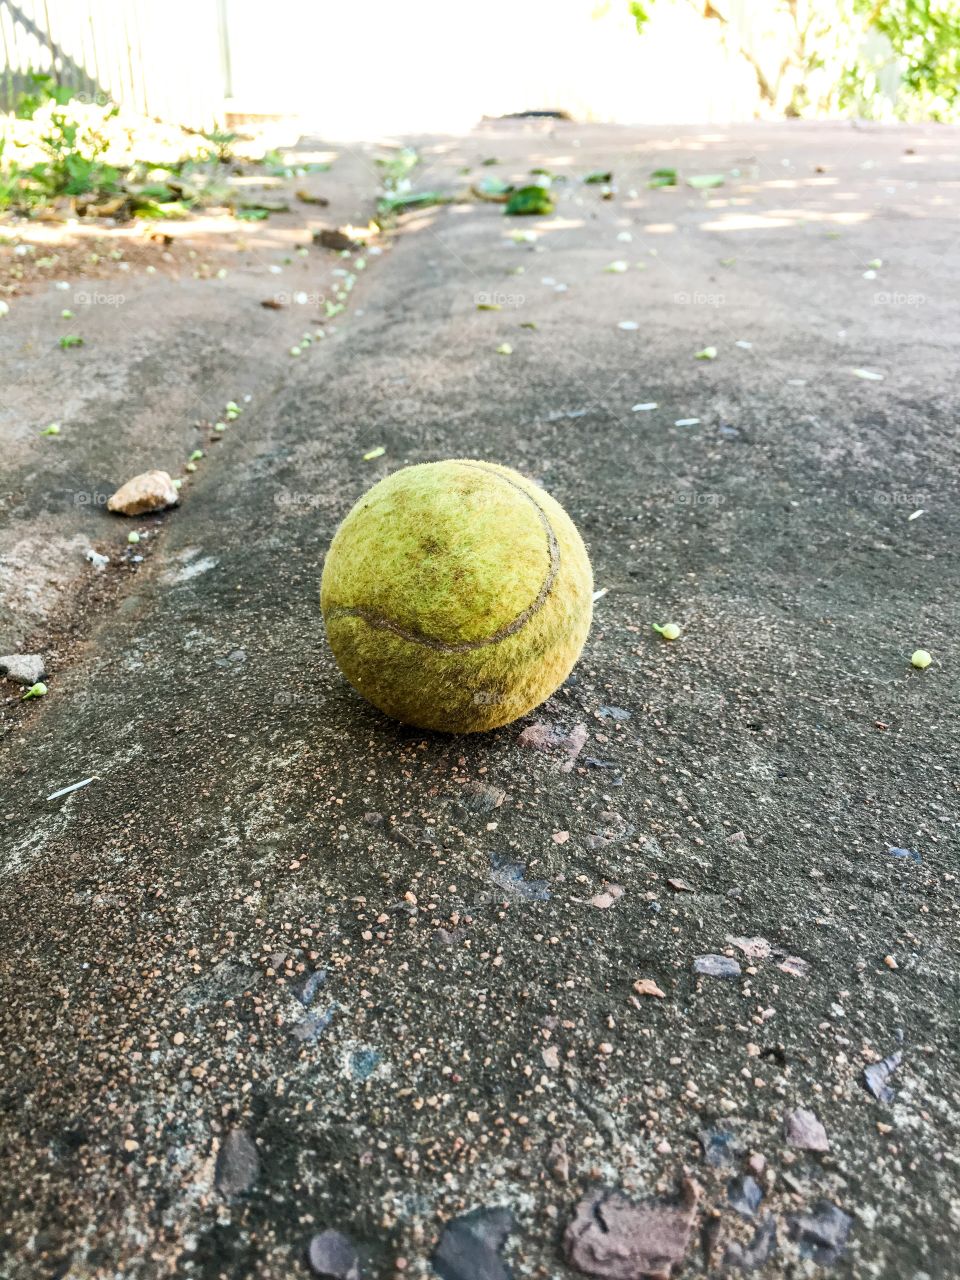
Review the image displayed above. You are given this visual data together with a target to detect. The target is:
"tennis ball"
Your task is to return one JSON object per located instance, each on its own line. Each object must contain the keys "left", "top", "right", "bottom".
{"left": 321, "top": 459, "right": 593, "bottom": 732}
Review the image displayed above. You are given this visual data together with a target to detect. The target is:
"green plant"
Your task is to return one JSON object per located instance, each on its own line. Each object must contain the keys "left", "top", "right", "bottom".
{"left": 15, "top": 72, "right": 73, "bottom": 119}
{"left": 31, "top": 107, "right": 119, "bottom": 197}
{"left": 201, "top": 130, "right": 239, "bottom": 164}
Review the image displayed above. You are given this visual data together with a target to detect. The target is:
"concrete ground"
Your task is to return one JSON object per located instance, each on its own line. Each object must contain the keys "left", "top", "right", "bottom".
{"left": 0, "top": 120, "right": 958, "bottom": 1280}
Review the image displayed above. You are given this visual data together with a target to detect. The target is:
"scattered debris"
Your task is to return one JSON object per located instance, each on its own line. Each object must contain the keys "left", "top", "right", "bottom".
{"left": 517, "top": 720, "right": 587, "bottom": 771}
{"left": 633, "top": 978, "right": 666, "bottom": 999}
{"left": 693, "top": 955, "right": 741, "bottom": 979}
{"left": 589, "top": 884, "right": 624, "bottom": 909}
{"left": 47, "top": 777, "right": 96, "bottom": 801}
{"left": 291, "top": 1005, "right": 337, "bottom": 1043}
{"left": 849, "top": 367, "right": 884, "bottom": 380}
{"left": 295, "top": 969, "right": 327, "bottom": 1007}
{"left": 788, "top": 1202, "right": 852, "bottom": 1266}
{"left": 887, "top": 846, "right": 921, "bottom": 863}
{"left": 632, "top": 402, "right": 658, "bottom": 411}
{"left": 723, "top": 1216, "right": 777, "bottom": 1271}
{"left": 504, "top": 186, "right": 555, "bottom": 216}
{"left": 107, "top": 470, "right": 180, "bottom": 516}
{"left": 597, "top": 706, "right": 631, "bottom": 721}
{"left": 698, "top": 1129, "right": 738, "bottom": 1167}
{"left": 308, "top": 1228, "right": 361, "bottom": 1279}
{"left": 489, "top": 854, "right": 551, "bottom": 902}
{"left": 432, "top": 1206, "right": 514, "bottom": 1280}
{"left": 215, "top": 1128, "right": 259, "bottom": 1196}
{"left": 85, "top": 548, "right": 110, "bottom": 569}
{"left": 564, "top": 1178, "right": 701, "bottom": 1280}
{"left": 728, "top": 1175, "right": 763, "bottom": 1218}
{"left": 0, "top": 654, "right": 46, "bottom": 686}
{"left": 784, "top": 1108, "right": 830, "bottom": 1152}
{"left": 652, "top": 622, "right": 681, "bottom": 641}
{"left": 460, "top": 780, "right": 506, "bottom": 812}
{"left": 863, "top": 1051, "right": 902, "bottom": 1103}
{"left": 666, "top": 878, "right": 694, "bottom": 893}
{"left": 687, "top": 173, "right": 725, "bottom": 188}
{"left": 315, "top": 227, "right": 363, "bottom": 252}
{"left": 777, "top": 955, "right": 810, "bottom": 978}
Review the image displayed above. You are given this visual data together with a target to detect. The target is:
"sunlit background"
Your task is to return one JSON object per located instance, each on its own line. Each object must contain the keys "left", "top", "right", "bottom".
{"left": 2, "top": 0, "right": 953, "bottom": 137}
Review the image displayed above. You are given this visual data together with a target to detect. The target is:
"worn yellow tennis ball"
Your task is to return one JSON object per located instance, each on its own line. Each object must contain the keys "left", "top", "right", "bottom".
{"left": 321, "top": 459, "right": 593, "bottom": 732}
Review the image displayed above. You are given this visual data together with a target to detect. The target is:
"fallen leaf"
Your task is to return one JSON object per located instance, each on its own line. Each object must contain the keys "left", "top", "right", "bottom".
{"left": 504, "top": 186, "right": 555, "bottom": 216}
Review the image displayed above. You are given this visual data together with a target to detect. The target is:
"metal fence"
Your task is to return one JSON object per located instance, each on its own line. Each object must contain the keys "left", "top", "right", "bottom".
{"left": 0, "top": 0, "right": 227, "bottom": 128}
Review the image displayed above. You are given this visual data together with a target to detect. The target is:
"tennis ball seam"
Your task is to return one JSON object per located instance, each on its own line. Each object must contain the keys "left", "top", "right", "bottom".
{"left": 324, "top": 461, "right": 561, "bottom": 654}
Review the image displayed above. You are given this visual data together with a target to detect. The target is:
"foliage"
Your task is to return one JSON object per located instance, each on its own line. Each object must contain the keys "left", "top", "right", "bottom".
{"left": 849, "top": 0, "right": 960, "bottom": 119}
{"left": 15, "top": 72, "right": 73, "bottom": 119}
{"left": 624, "top": 0, "right": 960, "bottom": 120}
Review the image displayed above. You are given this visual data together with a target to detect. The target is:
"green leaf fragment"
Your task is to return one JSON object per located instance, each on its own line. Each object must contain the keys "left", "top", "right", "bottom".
{"left": 687, "top": 173, "right": 725, "bottom": 189}
{"left": 22, "top": 682, "right": 47, "bottom": 699}
{"left": 695, "top": 346, "right": 718, "bottom": 360}
{"left": 504, "top": 186, "right": 555, "bottom": 217}
{"left": 584, "top": 171, "right": 613, "bottom": 184}
{"left": 363, "top": 446, "right": 386, "bottom": 461}
{"left": 496, "top": 343, "right": 513, "bottom": 355}
{"left": 648, "top": 168, "right": 677, "bottom": 188}
{"left": 189, "top": 450, "right": 204, "bottom": 462}
{"left": 59, "top": 334, "right": 83, "bottom": 348}
{"left": 39, "top": 422, "right": 61, "bottom": 436}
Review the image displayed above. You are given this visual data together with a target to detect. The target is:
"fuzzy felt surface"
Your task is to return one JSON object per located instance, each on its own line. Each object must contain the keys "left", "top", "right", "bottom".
{"left": 321, "top": 460, "right": 593, "bottom": 732}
